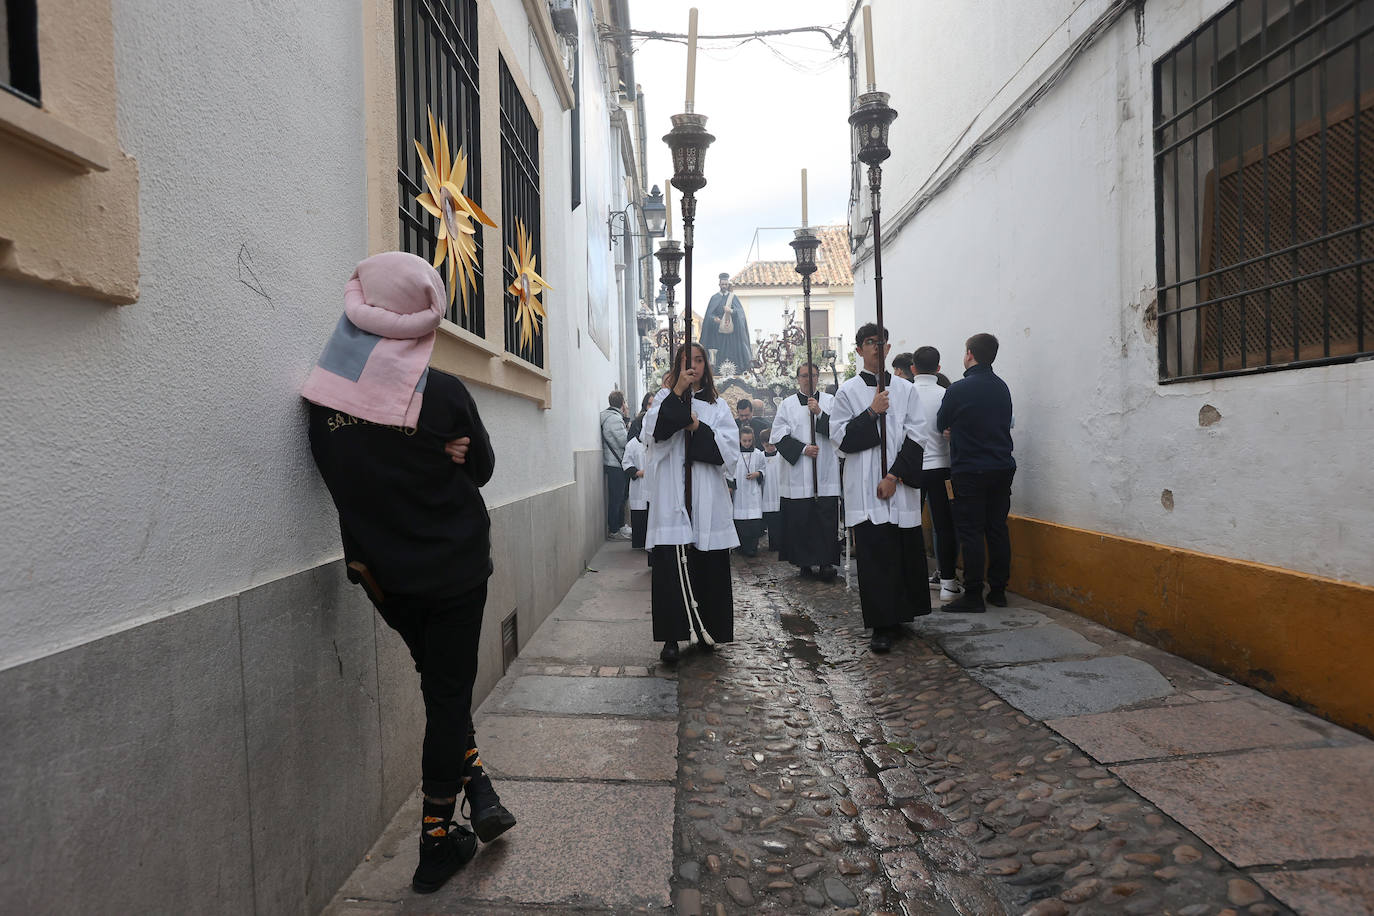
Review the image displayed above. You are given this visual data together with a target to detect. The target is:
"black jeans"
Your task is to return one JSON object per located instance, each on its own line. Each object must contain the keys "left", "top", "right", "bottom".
{"left": 376, "top": 582, "right": 488, "bottom": 798}
{"left": 604, "top": 465, "right": 627, "bottom": 534}
{"left": 950, "top": 468, "right": 1015, "bottom": 592}
{"left": 919, "top": 467, "right": 958, "bottom": 580}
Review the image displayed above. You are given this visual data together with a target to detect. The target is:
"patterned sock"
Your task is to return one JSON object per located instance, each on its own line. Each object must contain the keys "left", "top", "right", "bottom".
{"left": 421, "top": 797, "right": 456, "bottom": 845}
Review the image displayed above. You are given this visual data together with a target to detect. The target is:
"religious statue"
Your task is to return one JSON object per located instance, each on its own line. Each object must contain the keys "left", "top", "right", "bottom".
{"left": 701, "top": 273, "right": 753, "bottom": 374}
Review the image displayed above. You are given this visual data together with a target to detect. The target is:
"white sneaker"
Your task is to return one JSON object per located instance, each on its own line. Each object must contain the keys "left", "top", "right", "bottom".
{"left": 939, "top": 579, "right": 964, "bottom": 600}
{"left": 928, "top": 570, "right": 941, "bottom": 585}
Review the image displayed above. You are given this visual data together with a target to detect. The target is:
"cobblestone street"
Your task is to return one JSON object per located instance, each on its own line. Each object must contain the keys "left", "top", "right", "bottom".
{"left": 327, "top": 542, "right": 1374, "bottom": 915}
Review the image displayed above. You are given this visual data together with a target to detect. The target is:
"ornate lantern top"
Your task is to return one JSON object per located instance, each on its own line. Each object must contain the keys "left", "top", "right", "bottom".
{"left": 664, "top": 113, "right": 715, "bottom": 195}
{"left": 848, "top": 90, "right": 899, "bottom": 167}
{"left": 655, "top": 239, "right": 684, "bottom": 287}
{"left": 790, "top": 227, "right": 822, "bottom": 278}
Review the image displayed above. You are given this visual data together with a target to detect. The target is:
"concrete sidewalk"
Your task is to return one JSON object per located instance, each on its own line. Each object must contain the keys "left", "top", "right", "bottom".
{"left": 324, "top": 543, "right": 1374, "bottom": 915}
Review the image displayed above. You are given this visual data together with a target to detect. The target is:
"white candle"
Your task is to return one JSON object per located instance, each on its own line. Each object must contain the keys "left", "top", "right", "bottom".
{"left": 686, "top": 8, "right": 699, "bottom": 110}
{"left": 801, "top": 168, "right": 809, "bottom": 228}
{"left": 863, "top": 5, "right": 876, "bottom": 89}
{"left": 665, "top": 179, "right": 673, "bottom": 240}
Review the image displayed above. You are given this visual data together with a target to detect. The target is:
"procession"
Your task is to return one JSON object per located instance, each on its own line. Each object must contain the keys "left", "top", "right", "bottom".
{"left": 4, "top": 0, "right": 1372, "bottom": 914}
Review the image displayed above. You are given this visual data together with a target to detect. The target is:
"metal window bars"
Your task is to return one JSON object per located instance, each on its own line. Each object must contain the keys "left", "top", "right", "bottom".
{"left": 1154, "top": 0, "right": 1374, "bottom": 381}
{"left": 499, "top": 55, "right": 544, "bottom": 368}
{"left": 395, "top": 0, "right": 485, "bottom": 333}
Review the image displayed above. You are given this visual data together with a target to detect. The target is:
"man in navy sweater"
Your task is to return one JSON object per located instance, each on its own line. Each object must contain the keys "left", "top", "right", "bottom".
{"left": 936, "top": 333, "right": 1016, "bottom": 612}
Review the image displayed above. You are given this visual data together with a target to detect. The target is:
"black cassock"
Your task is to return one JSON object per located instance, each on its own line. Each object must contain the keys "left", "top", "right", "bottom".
{"left": 700, "top": 292, "right": 753, "bottom": 372}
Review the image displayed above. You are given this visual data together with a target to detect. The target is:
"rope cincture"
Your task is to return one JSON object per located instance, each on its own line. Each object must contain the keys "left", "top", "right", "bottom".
{"left": 676, "top": 543, "right": 715, "bottom": 647}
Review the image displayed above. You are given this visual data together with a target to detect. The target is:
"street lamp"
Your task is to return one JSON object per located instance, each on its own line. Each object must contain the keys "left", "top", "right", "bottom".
{"left": 642, "top": 185, "right": 667, "bottom": 238}
{"left": 663, "top": 113, "right": 714, "bottom": 356}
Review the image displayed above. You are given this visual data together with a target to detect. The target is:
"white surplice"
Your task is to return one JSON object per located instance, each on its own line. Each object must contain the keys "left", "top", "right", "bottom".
{"left": 731, "top": 448, "right": 766, "bottom": 520}
{"left": 769, "top": 390, "right": 842, "bottom": 499}
{"left": 643, "top": 388, "right": 740, "bottom": 551}
{"left": 761, "top": 450, "right": 781, "bottom": 513}
{"left": 622, "top": 434, "right": 649, "bottom": 510}
{"left": 828, "top": 373, "right": 924, "bottom": 528}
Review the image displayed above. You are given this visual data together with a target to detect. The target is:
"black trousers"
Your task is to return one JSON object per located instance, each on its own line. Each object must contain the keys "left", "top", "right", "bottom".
{"left": 950, "top": 468, "right": 1015, "bottom": 592}
{"left": 630, "top": 507, "right": 649, "bottom": 548}
{"left": 604, "top": 465, "right": 627, "bottom": 534}
{"left": 919, "top": 467, "right": 958, "bottom": 579}
{"left": 735, "top": 518, "right": 763, "bottom": 555}
{"left": 852, "top": 521, "right": 931, "bottom": 629}
{"left": 376, "top": 582, "right": 488, "bottom": 799}
{"left": 650, "top": 545, "right": 734, "bottom": 643}
{"left": 763, "top": 511, "right": 783, "bottom": 553}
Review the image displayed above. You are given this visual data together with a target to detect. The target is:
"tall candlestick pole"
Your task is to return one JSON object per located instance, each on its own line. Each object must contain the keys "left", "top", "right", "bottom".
{"left": 685, "top": 8, "right": 699, "bottom": 112}
{"left": 863, "top": 5, "right": 876, "bottom": 91}
{"left": 791, "top": 226, "right": 822, "bottom": 498}
{"left": 850, "top": 84, "right": 898, "bottom": 473}
{"left": 801, "top": 168, "right": 808, "bottom": 228}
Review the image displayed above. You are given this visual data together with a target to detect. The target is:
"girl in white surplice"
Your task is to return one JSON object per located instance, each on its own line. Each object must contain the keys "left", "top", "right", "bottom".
{"left": 642, "top": 343, "right": 739, "bottom": 663}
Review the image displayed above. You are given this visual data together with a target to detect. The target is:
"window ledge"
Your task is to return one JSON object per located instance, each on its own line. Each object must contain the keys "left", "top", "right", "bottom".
{"left": 0, "top": 92, "right": 111, "bottom": 173}
{"left": 432, "top": 320, "right": 552, "bottom": 408}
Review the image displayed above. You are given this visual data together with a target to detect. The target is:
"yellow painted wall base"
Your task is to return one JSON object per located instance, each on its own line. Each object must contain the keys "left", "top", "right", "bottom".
{"left": 1008, "top": 515, "right": 1374, "bottom": 737}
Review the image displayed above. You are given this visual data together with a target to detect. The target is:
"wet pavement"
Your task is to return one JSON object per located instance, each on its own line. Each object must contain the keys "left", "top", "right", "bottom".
{"left": 325, "top": 541, "right": 1374, "bottom": 915}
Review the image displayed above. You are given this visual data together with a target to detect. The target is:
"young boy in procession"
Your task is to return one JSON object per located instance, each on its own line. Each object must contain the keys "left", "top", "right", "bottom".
{"left": 643, "top": 343, "right": 739, "bottom": 663}
{"left": 303, "top": 252, "right": 516, "bottom": 895}
{"left": 760, "top": 430, "right": 782, "bottom": 553}
{"left": 731, "top": 425, "right": 767, "bottom": 557}
{"left": 622, "top": 428, "right": 650, "bottom": 563}
{"left": 828, "top": 324, "right": 933, "bottom": 652}
{"left": 770, "top": 362, "right": 842, "bottom": 579}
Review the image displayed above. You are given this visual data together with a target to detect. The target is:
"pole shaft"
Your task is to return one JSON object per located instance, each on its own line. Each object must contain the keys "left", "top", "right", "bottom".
{"left": 869, "top": 164, "right": 888, "bottom": 473}
{"left": 682, "top": 192, "right": 697, "bottom": 519}
{"left": 803, "top": 275, "right": 819, "bottom": 497}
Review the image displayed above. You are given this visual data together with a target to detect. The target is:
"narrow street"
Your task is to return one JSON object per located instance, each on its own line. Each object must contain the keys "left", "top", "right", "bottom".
{"left": 326, "top": 542, "right": 1374, "bottom": 915}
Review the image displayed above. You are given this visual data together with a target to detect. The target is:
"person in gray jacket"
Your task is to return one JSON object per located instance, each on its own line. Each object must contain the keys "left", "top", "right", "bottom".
{"left": 601, "top": 391, "right": 630, "bottom": 538}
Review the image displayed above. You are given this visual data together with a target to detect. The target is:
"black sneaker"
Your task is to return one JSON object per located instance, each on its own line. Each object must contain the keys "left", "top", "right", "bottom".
{"left": 817, "top": 565, "right": 838, "bottom": 582}
{"left": 941, "top": 592, "right": 987, "bottom": 613}
{"left": 870, "top": 628, "right": 894, "bottom": 653}
{"left": 659, "top": 640, "right": 680, "bottom": 663}
{"left": 464, "top": 778, "right": 517, "bottom": 843}
{"left": 412, "top": 821, "right": 477, "bottom": 894}
{"left": 986, "top": 588, "right": 1008, "bottom": 607}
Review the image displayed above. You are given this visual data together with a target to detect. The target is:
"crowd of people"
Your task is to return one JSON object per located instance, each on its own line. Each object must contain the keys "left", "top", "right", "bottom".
{"left": 296, "top": 249, "right": 1016, "bottom": 898}
{"left": 613, "top": 324, "right": 1016, "bottom": 660}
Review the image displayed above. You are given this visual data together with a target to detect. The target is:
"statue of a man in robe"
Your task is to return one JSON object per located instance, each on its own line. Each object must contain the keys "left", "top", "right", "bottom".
{"left": 700, "top": 273, "right": 753, "bottom": 374}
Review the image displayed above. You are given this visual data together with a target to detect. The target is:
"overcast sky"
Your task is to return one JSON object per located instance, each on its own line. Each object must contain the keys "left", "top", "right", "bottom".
{"left": 629, "top": 0, "right": 853, "bottom": 292}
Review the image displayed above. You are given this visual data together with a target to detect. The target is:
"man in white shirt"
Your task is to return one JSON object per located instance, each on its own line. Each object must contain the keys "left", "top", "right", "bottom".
{"left": 908, "top": 346, "right": 961, "bottom": 600}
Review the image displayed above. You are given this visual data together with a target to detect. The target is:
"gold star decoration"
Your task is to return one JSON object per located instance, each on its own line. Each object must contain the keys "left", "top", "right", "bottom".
{"left": 414, "top": 107, "right": 497, "bottom": 314}
{"left": 506, "top": 218, "right": 552, "bottom": 353}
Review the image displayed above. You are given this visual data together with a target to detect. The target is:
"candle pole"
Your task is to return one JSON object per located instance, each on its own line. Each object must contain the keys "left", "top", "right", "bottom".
{"left": 849, "top": 88, "right": 897, "bottom": 470}
{"left": 790, "top": 224, "right": 822, "bottom": 498}
{"left": 664, "top": 8, "right": 715, "bottom": 518}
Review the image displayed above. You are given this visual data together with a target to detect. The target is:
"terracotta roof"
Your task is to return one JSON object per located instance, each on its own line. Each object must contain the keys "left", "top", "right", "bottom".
{"left": 730, "top": 226, "right": 852, "bottom": 289}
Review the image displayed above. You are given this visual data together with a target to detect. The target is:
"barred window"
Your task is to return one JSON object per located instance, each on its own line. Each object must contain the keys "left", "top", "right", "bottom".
{"left": 2, "top": 0, "right": 41, "bottom": 103}
{"left": 394, "top": 0, "right": 484, "bottom": 333}
{"left": 499, "top": 55, "right": 544, "bottom": 367}
{"left": 1155, "top": 0, "right": 1374, "bottom": 381}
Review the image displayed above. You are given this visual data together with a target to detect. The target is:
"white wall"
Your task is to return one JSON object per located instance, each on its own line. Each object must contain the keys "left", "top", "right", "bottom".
{"left": 0, "top": 0, "right": 630, "bottom": 670}
{"left": 853, "top": 0, "right": 1374, "bottom": 585}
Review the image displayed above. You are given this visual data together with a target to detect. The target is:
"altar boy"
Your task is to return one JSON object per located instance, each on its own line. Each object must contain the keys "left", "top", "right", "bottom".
{"left": 828, "top": 323, "right": 932, "bottom": 652}
{"left": 731, "top": 425, "right": 767, "bottom": 557}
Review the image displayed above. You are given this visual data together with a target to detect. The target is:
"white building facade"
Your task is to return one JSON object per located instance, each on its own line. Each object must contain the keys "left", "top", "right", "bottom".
{"left": 731, "top": 225, "right": 856, "bottom": 376}
{"left": 0, "top": 0, "right": 650, "bottom": 911}
{"left": 849, "top": 0, "right": 1374, "bottom": 735}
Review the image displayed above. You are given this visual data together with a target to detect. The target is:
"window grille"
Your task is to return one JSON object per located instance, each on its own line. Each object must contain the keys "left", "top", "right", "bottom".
{"left": 2, "top": 0, "right": 41, "bottom": 104}
{"left": 394, "top": 0, "right": 484, "bottom": 333}
{"left": 499, "top": 55, "right": 545, "bottom": 367}
{"left": 1154, "top": 0, "right": 1374, "bottom": 380}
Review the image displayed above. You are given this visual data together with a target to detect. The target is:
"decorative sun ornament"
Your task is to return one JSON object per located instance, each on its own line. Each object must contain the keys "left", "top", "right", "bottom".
{"left": 505, "top": 218, "right": 552, "bottom": 353}
{"left": 414, "top": 107, "right": 497, "bottom": 313}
